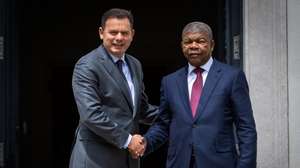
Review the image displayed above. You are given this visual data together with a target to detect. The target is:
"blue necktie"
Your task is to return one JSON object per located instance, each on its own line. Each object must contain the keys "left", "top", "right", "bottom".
{"left": 116, "top": 60, "right": 126, "bottom": 79}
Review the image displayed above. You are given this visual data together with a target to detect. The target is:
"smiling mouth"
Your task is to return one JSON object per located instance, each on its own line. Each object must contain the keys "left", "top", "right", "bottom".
{"left": 112, "top": 44, "right": 124, "bottom": 49}
{"left": 113, "top": 42, "right": 124, "bottom": 46}
{"left": 189, "top": 53, "right": 199, "bottom": 57}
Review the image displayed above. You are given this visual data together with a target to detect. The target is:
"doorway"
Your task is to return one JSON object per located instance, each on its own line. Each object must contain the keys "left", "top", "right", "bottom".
{"left": 8, "top": 0, "right": 242, "bottom": 167}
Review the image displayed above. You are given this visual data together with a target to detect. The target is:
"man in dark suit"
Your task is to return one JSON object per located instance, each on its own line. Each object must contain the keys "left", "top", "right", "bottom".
{"left": 138, "top": 22, "right": 257, "bottom": 168}
{"left": 69, "top": 8, "right": 157, "bottom": 168}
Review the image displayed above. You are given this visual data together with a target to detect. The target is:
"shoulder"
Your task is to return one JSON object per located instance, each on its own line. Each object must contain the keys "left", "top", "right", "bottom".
{"left": 213, "top": 59, "right": 243, "bottom": 75}
{"left": 72, "top": 48, "right": 103, "bottom": 75}
{"left": 126, "top": 54, "right": 141, "bottom": 65}
{"left": 163, "top": 66, "right": 186, "bottom": 81}
{"left": 76, "top": 49, "right": 99, "bottom": 65}
{"left": 212, "top": 59, "right": 248, "bottom": 84}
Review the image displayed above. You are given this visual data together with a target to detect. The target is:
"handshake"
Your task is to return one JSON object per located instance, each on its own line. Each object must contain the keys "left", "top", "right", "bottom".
{"left": 127, "top": 134, "right": 147, "bottom": 159}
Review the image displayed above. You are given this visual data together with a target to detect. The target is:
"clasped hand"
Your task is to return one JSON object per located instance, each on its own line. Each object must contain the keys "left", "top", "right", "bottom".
{"left": 127, "top": 134, "right": 146, "bottom": 159}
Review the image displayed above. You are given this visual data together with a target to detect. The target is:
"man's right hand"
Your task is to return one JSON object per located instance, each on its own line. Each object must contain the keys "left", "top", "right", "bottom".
{"left": 127, "top": 134, "right": 146, "bottom": 159}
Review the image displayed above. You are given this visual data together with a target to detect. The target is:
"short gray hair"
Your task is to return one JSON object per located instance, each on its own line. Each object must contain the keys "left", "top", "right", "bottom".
{"left": 182, "top": 22, "right": 213, "bottom": 40}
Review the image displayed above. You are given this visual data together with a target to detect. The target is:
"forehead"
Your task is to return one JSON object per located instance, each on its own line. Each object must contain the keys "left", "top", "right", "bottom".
{"left": 182, "top": 31, "right": 210, "bottom": 40}
{"left": 103, "top": 18, "right": 131, "bottom": 29}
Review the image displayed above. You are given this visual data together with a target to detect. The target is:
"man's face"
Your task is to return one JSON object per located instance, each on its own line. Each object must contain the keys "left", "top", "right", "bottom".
{"left": 181, "top": 32, "right": 214, "bottom": 67}
{"left": 99, "top": 18, "right": 134, "bottom": 57}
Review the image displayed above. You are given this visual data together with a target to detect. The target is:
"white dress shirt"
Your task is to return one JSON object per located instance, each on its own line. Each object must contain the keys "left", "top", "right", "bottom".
{"left": 110, "top": 54, "right": 135, "bottom": 107}
{"left": 109, "top": 54, "right": 135, "bottom": 149}
{"left": 187, "top": 57, "right": 213, "bottom": 100}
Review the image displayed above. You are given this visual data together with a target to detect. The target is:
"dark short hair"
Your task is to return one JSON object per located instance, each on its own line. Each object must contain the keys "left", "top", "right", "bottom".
{"left": 182, "top": 22, "right": 214, "bottom": 40}
{"left": 101, "top": 8, "right": 134, "bottom": 29}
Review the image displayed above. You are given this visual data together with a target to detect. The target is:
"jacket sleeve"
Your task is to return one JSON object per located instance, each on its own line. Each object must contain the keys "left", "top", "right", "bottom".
{"left": 72, "top": 60, "right": 129, "bottom": 149}
{"left": 135, "top": 60, "right": 159, "bottom": 125}
{"left": 144, "top": 77, "right": 170, "bottom": 154}
{"left": 232, "top": 70, "right": 257, "bottom": 168}
{"left": 138, "top": 81, "right": 159, "bottom": 125}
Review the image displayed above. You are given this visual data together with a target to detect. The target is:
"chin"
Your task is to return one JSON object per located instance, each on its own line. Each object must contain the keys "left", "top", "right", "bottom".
{"left": 111, "top": 50, "right": 123, "bottom": 56}
{"left": 188, "top": 60, "right": 201, "bottom": 67}
{"left": 191, "top": 63, "right": 201, "bottom": 67}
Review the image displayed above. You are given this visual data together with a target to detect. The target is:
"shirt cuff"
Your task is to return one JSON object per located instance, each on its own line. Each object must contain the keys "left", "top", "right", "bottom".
{"left": 123, "top": 134, "right": 132, "bottom": 149}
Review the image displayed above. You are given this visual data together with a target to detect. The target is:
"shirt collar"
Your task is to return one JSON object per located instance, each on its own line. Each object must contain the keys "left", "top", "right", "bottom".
{"left": 109, "top": 53, "right": 126, "bottom": 63}
{"left": 188, "top": 57, "right": 213, "bottom": 75}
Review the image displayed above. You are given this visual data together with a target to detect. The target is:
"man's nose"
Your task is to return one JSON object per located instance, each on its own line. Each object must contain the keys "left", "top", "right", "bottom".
{"left": 115, "top": 33, "right": 124, "bottom": 40}
{"left": 190, "top": 41, "right": 199, "bottom": 48}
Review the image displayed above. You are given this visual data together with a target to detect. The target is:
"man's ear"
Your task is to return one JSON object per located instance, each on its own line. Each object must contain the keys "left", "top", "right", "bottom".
{"left": 211, "top": 40, "right": 215, "bottom": 52}
{"left": 99, "top": 27, "right": 104, "bottom": 40}
{"left": 131, "top": 29, "right": 135, "bottom": 38}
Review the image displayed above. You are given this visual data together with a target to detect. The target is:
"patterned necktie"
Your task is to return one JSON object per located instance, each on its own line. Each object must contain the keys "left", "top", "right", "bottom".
{"left": 190, "top": 68, "right": 203, "bottom": 117}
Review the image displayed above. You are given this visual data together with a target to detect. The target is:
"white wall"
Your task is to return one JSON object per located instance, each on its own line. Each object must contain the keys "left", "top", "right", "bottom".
{"left": 244, "top": 0, "right": 289, "bottom": 167}
{"left": 288, "top": 0, "right": 300, "bottom": 167}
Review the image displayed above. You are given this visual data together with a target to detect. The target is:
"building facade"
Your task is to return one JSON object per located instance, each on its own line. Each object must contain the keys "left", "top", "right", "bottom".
{"left": 0, "top": 0, "right": 299, "bottom": 167}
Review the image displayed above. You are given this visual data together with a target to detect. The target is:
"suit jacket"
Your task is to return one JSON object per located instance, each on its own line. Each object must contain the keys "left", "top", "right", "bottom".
{"left": 145, "top": 59, "right": 257, "bottom": 168}
{"left": 69, "top": 45, "right": 157, "bottom": 168}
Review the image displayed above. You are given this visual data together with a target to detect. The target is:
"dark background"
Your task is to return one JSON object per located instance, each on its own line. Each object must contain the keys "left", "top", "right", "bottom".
{"left": 6, "top": 0, "right": 229, "bottom": 167}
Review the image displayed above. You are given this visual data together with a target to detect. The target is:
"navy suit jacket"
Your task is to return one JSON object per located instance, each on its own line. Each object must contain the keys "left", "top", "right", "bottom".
{"left": 145, "top": 59, "right": 257, "bottom": 168}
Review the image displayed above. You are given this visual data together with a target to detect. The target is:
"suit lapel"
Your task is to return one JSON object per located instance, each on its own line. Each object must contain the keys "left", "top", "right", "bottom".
{"left": 176, "top": 67, "right": 193, "bottom": 118}
{"left": 125, "top": 56, "right": 139, "bottom": 116}
{"left": 194, "top": 60, "right": 223, "bottom": 119}
{"left": 97, "top": 46, "right": 134, "bottom": 111}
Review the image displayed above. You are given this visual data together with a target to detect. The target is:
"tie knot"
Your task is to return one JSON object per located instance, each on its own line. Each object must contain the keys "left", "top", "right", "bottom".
{"left": 116, "top": 59, "right": 124, "bottom": 73}
{"left": 194, "top": 68, "right": 204, "bottom": 74}
{"left": 116, "top": 59, "right": 124, "bottom": 66}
